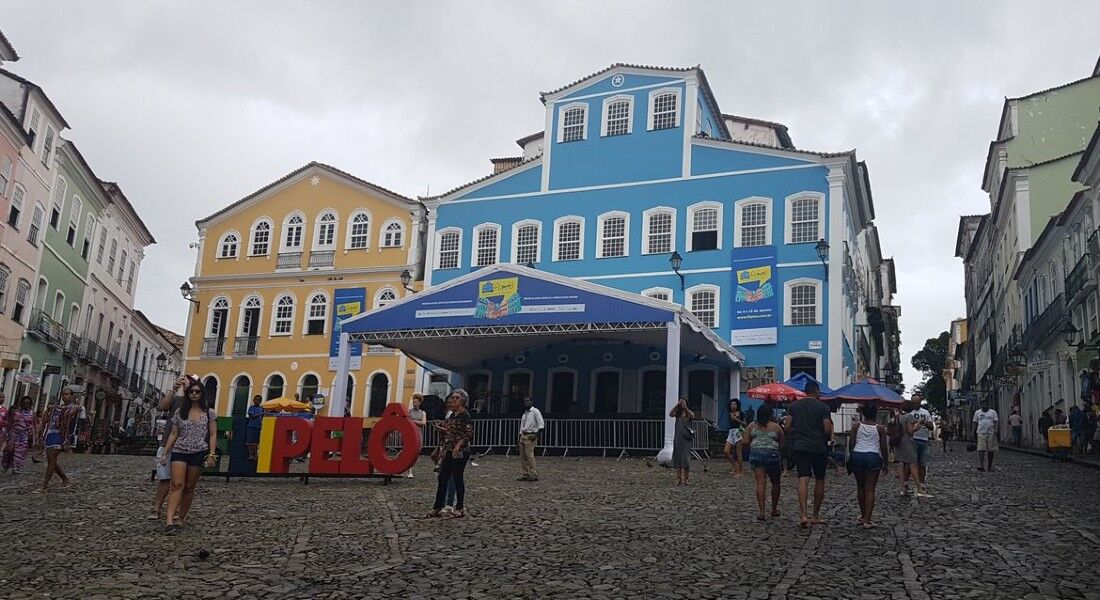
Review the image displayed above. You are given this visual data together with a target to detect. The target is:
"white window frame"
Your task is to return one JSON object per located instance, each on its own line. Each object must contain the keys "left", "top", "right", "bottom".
{"left": 345, "top": 209, "right": 372, "bottom": 250}
{"left": 303, "top": 291, "right": 329, "bottom": 336}
{"left": 641, "top": 286, "right": 675, "bottom": 303}
{"left": 647, "top": 87, "right": 682, "bottom": 131}
{"left": 686, "top": 201, "right": 723, "bottom": 251}
{"left": 0, "top": 156, "right": 12, "bottom": 196}
{"left": 207, "top": 296, "right": 231, "bottom": 338}
{"left": 42, "top": 126, "right": 56, "bottom": 165}
{"left": 246, "top": 218, "right": 272, "bottom": 257}
{"left": 733, "top": 197, "right": 773, "bottom": 248}
{"left": 471, "top": 222, "right": 502, "bottom": 267}
{"left": 217, "top": 231, "right": 241, "bottom": 259}
{"left": 312, "top": 209, "right": 338, "bottom": 251}
{"left": 784, "top": 352, "right": 822, "bottom": 381}
{"left": 373, "top": 286, "right": 398, "bottom": 309}
{"left": 381, "top": 218, "right": 405, "bottom": 248}
{"left": 596, "top": 211, "right": 630, "bottom": 259}
{"left": 50, "top": 176, "right": 66, "bottom": 230}
{"left": 270, "top": 293, "right": 296, "bottom": 337}
{"left": 686, "top": 283, "right": 720, "bottom": 328}
{"left": 435, "top": 227, "right": 463, "bottom": 270}
{"left": 28, "top": 204, "right": 44, "bottom": 246}
{"left": 553, "top": 216, "right": 585, "bottom": 262}
{"left": 281, "top": 212, "right": 306, "bottom": 252}
{"left": 600, "top": 95, "right": 634, "bottom": 137}
{"left": 642, "top": 207, "right": 676, "bottom": 255}
{"left": 556, "top": 102, "right": 588, "bottom": 143}
{"left": 67, "top": 195, "right": 82, "bottom": 246}
{"left": 238, "top": 295, "right": 263, "bottom": 336}
{"left": 783, "top": 278, "right": 823, "bottom": 326}
{"left": 510, "top": 219, "right": 542, "bottom": 264}
{"left": 784, "top": 192, "right": 825, "bottom": 245}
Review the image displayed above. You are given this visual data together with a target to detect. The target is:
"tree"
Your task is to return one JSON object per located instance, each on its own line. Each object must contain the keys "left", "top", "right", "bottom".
{"left": 911, "top": 331, "right": 950, "bottom": 411}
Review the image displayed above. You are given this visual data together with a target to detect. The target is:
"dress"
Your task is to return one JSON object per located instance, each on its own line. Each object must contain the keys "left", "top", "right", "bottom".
{"left": 672, "top": 417, "right": 693, "bottom": 469}
{"left": 2, "top": 409, "right": 34, "bottom": 472}
{"left": 894, "top": 413, "right": 917, "bottom": 464}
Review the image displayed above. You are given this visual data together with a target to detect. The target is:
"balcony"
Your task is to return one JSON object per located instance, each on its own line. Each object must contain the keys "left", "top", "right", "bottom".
{"left": 1065, "top": 252, "right": 1096, "bottom": 306}
{"left": 1024, "top": 293, "right": 1066, "bottom": 351}
{"left": 202, "top": 337, "right": 227, "bottom": 357}
{"left": 129, "top": 372, "right": 140, "bottom": 390}
{"left": 94, "top": 344, "right": 109, "bottom": 368}
{"left": 64, "top": 332, "right": 82, "bottom": 355}
{"left": 276, "top": 252, "right": 303, "bottom": 270}
{"left": 29, "top": 310, "right": 65, "bottom": 345}
{"left": 308, "top": 250, "right": 335, "bottom": 269}
{"left": 233, "top": 336, "right": 259, "bottom": 357}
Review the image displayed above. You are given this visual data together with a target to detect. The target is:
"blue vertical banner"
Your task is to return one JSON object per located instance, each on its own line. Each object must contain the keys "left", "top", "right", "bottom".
{"left": 329, "top": 287, "right": 365, "bottom": 371}
{"left": 730, "top": 246, "right": 778, "bottom": 346}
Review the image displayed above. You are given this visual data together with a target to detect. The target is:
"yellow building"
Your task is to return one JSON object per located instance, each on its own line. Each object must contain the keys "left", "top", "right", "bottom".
{"left": 183, "top": 163, "right": 423, "bottom": 420}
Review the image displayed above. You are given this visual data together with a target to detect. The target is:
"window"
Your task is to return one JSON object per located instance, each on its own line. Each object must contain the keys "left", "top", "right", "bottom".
{"left": 785, "top": 279, "right": 822, "bottom": 326}
{"left": 382, "top": 220, "right": 404, "bottom": 247}
{"left": 52, "top": 291, "right": 65, "bottom": 322}
{"left": 306, "top": 293, "right": 327, "bottom": 335}
{"left": 82, "top": 216, "right": 95, "bottom": 259}
{"left": 250, "top": 219, "right": 271, "bottom": 256}
{"left": 687, "top": 285, "right": 719, "bottom": 327}
{"left": 117, "top": 251, "right": 128, "bottom": 284}
{"left": 314, "top": 211, "right": 337, "bottom": 249}
{"left": 50, "top": 176, "right": 66, "bottom": 229}
{"left": 785, "top": 353, "right": 820, "bottom": 381}
{"left": 558, "top": 103, "right": 587, "bottom": 143}
{"left": 218, "top": 233, "right": 239, "bottom": 258}
{"left": 785, "top": 193, "right": 823, "bottom": 244}
{"left": 648, "top": 88, "right": 681, "bottom": 130}
{"left": 265, "top": 374, "right": 285, "bottom": 400}
{"left": 735, "top": 198, "right": 772, "bottom": 248}
{"left": 96, "top": 228, "right": 107, "bottom": 263}
{"left": 641, "top": 287, "right": 673, "bottom": 303}
{"left": 643, "top": 208, "right": 674, "bottom": 255}
{"left": 27, "top": 109, "right": 41, "bottom": 148}
{"left": 374, "top": 287, "right": 398, "bottom": 309}
{"left": 126, "top": 261, "right": 135, "bottom": 293}
{"left": 687, "top": 202, "right": 722, "bottom": 251}
{"left": 12, "top": 279, "right": 30, "bottom": 324}
{"left": 554, "top": 217, "right": 584, "bottom": 261}
{"left": 602, "top": 96, "right": 633, "bottom": 137}
{"left": 347, "top": 211, "right": 370, "bottom": 249}
{"left": 42, "top": 127, "right": 56, "bottom": 164}
{"left": 436, "top": 229, "right": 461, "bottom": 270}
{"left": 0, "top": 156, "right": 11, "bottom": 195}
{"left": 67, "top": 196, "right": 82, "bottom": 246}
{"left": 272, "top": 294, "right": 295, "bottom": 335}
{"left": 597, "top": 212, "right": 628, "bottom": 258}
{"left": 239, "top": 295, "right": 262, "bottom": 338}
{"left": 7, "top": 184, "right": 24, "bottom": 228}
{"left": 107, "top": 239, "right": 118, "bottom": 274}
{"left": 282, "top": 213, "right": 304, "bottom": 251}
{"left": 207, "top": 296, "right": 230, "bottom": 338}
{"left": 0, "top": 264, "right": 8, "bottom": 314}
{"left": 512, "top": 221, "right": 541, "bottom": 264}
{"left": 473, "top": 224, "right": 500, "bottom": 267}
{"left": 27, "top": 205, "right": 44, "bottom": 246}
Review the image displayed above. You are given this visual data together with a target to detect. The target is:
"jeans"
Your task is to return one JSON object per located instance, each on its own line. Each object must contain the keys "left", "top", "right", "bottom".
{"left": 434, "top": 454, "right": 469, "bottom": 511}
{"left": 1011, "top": 425, "right": 1022, "bottom": 446}
{"left": 445, "top": 475, "right": 456, "bottom": 506}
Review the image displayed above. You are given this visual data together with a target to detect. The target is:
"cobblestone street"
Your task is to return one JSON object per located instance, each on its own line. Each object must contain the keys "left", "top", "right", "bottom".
{"left": 1, "top": 445, "right": 1098, "bottom": 599}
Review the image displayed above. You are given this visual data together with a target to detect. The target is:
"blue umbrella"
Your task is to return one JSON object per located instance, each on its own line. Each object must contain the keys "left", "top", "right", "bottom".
{"left": 783, "top": 372, "right": 834, "bottom": 396}
{"left": 821, "top": 378, "right": 905, "bottom": 407}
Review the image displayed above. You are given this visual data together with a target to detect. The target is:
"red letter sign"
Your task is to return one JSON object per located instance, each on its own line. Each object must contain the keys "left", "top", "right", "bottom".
{"left": 339, "top": 417, "right": 373, "bottom": 475}
{"left": 309, "top": 416, "right": 344, "bottom": 474}
{"left": 367, "top": 403, "right": 422, "bottom": 475}
{"left": 270, "top": 417, "right": 312, "bottom": 474}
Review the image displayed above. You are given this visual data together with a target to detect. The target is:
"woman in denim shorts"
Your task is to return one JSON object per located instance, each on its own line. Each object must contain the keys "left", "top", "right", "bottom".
{"left": 743, "top": 404, "right": 785, "bottom": 522}
{"left": 848, "top": 403, "right": 889, "bottom": 528}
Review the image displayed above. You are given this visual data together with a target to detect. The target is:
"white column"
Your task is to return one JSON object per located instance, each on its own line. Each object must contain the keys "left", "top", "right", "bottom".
{"left": 729, "top": 364, "right": 740, "bottom": 403}
{"left": 330, "top": 332, "right": 351, "bottom": 417}
{"left": 826, "top": 165, "right": 846, "bottom": 389}
{"left": 396, "top": 353, "right": 408, "bottom": 406}
{"left": 656, "top": 316, "right": 681, "bottom": 465}
{"left": 423, "top": 210, "right": 438, "bottom": 287}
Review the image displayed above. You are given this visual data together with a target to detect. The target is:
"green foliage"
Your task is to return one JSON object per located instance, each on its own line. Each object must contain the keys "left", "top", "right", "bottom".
{"left": 911, "top": 331, "right": 950, "bottom": 411}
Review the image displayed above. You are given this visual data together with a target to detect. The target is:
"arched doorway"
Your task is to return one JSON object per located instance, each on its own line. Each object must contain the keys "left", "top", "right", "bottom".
{"left": 202, "top": 376, "right": 219, "bottom": 412}
{"left": 549, "top": 370, "right": 576, "bottom": 414}
{"left": 505, "top": 371, "right": 532, "bottom": 414}
{"left": 593, "top": 370, "right": 621, "bottom": 414}
{"left": 687, "top": 369, "right": 714, "bottom": 413}
{"left": 641, "top": 369, "right": 666, "bottom": 415}
{"left": 265, "top": 374, "right": 284, "bottom": 400}
{"left": 231, "top": 375, "right": 251, "bottom": 416}
{"left": 369, "top": 372, "right": 389, "bottom": 417}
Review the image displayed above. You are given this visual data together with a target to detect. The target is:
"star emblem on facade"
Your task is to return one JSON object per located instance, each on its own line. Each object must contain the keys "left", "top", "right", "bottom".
{"left": 611, "top": 74, "right": 625, "bottom": 87}
{"left": 310, "top": 175, "right": 320, "bottom": 186}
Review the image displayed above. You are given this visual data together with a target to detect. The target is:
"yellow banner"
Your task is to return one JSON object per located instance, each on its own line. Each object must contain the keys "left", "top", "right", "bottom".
{"left": 737, "top": 266, "right": 771, "bottom": 285}
{"left": 336, "top": 301, "right": 362, "bottom": 317}
{"left": 479, "top": 277, "right": 519, "bottom": 299}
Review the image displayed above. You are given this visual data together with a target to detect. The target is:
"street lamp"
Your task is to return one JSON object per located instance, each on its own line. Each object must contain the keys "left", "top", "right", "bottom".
{"left": 180, "top": 281, "right": 199, "bottom": 312}
{"left": 1062, "top": 321, "right": 1080, "bottom": 347}
{"left": 669, "top": 251, "right": 685, "bottom": 290}
{"left": 399, "top": 269, "right": 417, "bottom": 294}
{"left": 882, "top": 362, "right": 894, "bottom": 382}
{"left": 815, "top": 239, "right": 830, "bottom": 281}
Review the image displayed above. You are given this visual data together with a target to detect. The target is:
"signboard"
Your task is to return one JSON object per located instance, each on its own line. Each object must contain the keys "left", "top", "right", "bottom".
{"left": 15, "top": 373, "right": 38, "bottom": 384}
{"left": 729, "top": 246, "right": 778, "bottom": 345}
{"left": 329, "top": 287, "right": 365, "bottom": 371}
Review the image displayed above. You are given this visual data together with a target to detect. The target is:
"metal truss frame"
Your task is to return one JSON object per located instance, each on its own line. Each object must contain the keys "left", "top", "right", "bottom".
{"left": 347, "top": 321, "right": 669, "bottom": 343}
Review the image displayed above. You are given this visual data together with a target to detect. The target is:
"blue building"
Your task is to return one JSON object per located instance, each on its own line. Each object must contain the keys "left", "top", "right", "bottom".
{"left": 422, "top": 64, "right": 900, "bottom": 426}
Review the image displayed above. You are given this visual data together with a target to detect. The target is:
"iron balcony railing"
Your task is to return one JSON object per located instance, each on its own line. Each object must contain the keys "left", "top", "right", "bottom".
{"left": 276, "top": 252, "right": 303, "bottom": 270}
{"left": 63, "top": 331, "right": 82, "bottom": 355}
{"left": 30, "top": 310, "right": 65, "bottom": 345}
{"left": 1025, "top": 293, "right": 1066, "bottom": 352}
{"left": 308, "top": 250, "right": 335, "bottom": 268}
{"left": 202, "top": 337, "right": 227, "bottom": 357}
{"left": 129, "top": 372, "right": 141, "bottom": 390}
{"left": 233, "top": 336, "right": 259, "bottom": 357}
{"left": 1065, "top": 252, "right": 1096, "bottom": 306}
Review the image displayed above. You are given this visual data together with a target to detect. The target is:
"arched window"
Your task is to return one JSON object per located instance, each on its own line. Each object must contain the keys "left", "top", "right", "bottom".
{"left": 785, "top": 192, "right": 824, "bottom": 245}
{"left": 238, "top": 295, "right": 262, "bottom": 340}
{"left": 374, "top": 287, "right": 398, "bottom": 309}
{"left": 7, "top": 184, "right": 25, "bottom": 228}
{"left": 511, "top": 221, "right": 541, "bottom": 264}
{"left": 601, "top": 95, "right": 633, "bottom": 137}
{"left": 347, "top": 210, "right": 371, "bottom": 249}
{"left": 643, "top": 208, "right": 675, "bottom": 255}
{"left": 52, "top": 290, "right": 65, "bottom": 322}
{"left": 558, "top": 103, "right": 587, "bottom": 143}
{"left": 553, "top": 217, "right": 584, "bottom": 261}
{"left": 784, "top": 279, "right": 822, "bottom": 326}
{"left": 208, "top": 296, "right": 230, "bottom": 336}
{"left": 472, "top": 223, "right": 501, "bottom": 267}
{"left": 282, "top": 213, "right": 305, "bottom": 251}
{"left": 299, "top": 373, "right": 320, "bottom": 402}
{"left": 265, "top": 373, "right": 285, "bottom": 400}
{"left": 382, "top": 220, "right": 404, "bottom": 247}
{"left": 734, "top": 197, "right": 772, "bottom": 248}
{"left": 686, "top": 284, "right": 719, "bottom": 328}
{"left": 648, "top": 88, "right": 680, "bottom": 130}
{"left": 596, "top": 212, "right": 628, "bottom": 258}
{"left": 313, "top": 210, "right": 337, "bottom": 250}
{"left": 28, "top": 204, "right": 44, "bottom": 246}
{"left": 436, "top": 228, "right": 461, "bottom": 269}
{"left": 306, "top": 292, "right": 327, "bottom": 335}
{"left": 50, "top": 176, "right": 66, "bottom": 229}
{"left": 0, "top": 263, "right": 9, "bottom": 315}
{"left": 641, "top": 287, "right": 674, "bottom": 303}
{"left": 369, "top": 372, "right": 390, "bottom": 417}
{"left": 12, "top": 279, "right": 30, "bottom": 324}
{"left": 271, "top": 294, "right": 295, "bottom": 335}
{"left": 66, "top": 195, "right": 82, "bottom": 246}
{"left": 687, "top": 202, "right": 721, "bottom": 251}
{"left": 785, "top": 352, "right": 821, "bottom": 381}
{"left": 250, "top": 219, "right": 272, "bottom": 256}
{"left": 218, "top": 232, "right": 239, "bottom": 258}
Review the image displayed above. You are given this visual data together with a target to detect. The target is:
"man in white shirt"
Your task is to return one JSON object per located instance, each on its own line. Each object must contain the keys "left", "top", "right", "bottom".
{"left": 973, "top": 398, "right": 1000, "bottom": 472}
{"left": 518, "top": 396, "right": 545, "bottom": 482}
{"left": 908, "top": 394, "right": 935, "bottom": 498}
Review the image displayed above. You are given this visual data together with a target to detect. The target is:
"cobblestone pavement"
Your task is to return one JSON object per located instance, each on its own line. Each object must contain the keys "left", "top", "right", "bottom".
{"left": 1, "top": 444, "right": 1098, "bottom": 599}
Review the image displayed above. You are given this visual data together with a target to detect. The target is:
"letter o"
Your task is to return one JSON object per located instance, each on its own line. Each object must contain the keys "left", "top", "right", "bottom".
{"left": 367, "top": 403, "right": 422, "bottom": 475}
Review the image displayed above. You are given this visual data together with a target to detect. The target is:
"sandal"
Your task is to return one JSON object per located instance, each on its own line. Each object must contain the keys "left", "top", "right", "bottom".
{"left": 165, "top": 524, "right": 181, "bottom": 535}
{"left": 451, "top": 509, "right": 465, "bottom": 518}
{"left": 756, "top": 514, "right": 766, "bottom": 522}
{"left": 424, "top": 510, "right": 442, "bottom": 518}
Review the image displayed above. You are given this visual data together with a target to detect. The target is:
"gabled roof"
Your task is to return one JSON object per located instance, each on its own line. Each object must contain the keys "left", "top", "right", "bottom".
{"left": 1073, "top": 121, "right": 1100, "bottom": 183}
{"left": 0, "top": 101, "right": 30, "bottom": 146}
{"left": 0, "top": 30, "right": 18, "bottom": 62}
{"left": 515, "top": 131, "right": 543, "bottom": 148}
{"left": 100, "top": 180, "right": 156, "bottom": 245}
{"left": 1014, "top": 214, "right": 1062, "bottom": 280}
{"left": 691, "top": 134, "right": 852, "bottom": 159}
{"left": 427, "top": 155, "right": 541, "bottom": 202}
{"left": 955, "top": 214, "right": 987, "bottom": 259}
{"left": 196, "top": 161, "right": 417, "bottom": 228}
{"left": 721, "top": 113, "right": 794, "bottom": 149}
{"left": 0, "top": 68, "right": 70, "bottom": 128}
{"left": 992, "top": 73, "right": 1100, "bottom": 160}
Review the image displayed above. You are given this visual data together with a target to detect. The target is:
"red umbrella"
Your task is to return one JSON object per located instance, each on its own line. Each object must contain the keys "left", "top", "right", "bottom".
{"left": 746, "top": 382, "right": 806, "bottom": 403}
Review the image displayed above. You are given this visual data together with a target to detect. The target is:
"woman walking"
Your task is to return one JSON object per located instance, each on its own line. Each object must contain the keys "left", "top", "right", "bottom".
{"left": 2, "top": 396, "right": 35, "bottom": 474}
{"left": 35, "top": 386, "right": 81, "bottom": 493}
{"left": 427, "top": 389, "right": 473, "bottom": 518}
{"left": 744, "top": 403, "right": 785, "bottom": 521}
{"left": 160, "top": 380, "right": 217, "bottom": 534}
{"left": 669, "top": 398, "right": 696, "bottom": 486}
{"left": 723, "top": 399, "right": 746, "bottom": 477}
{"left": 848, "top": 403, "right": 889, "bottom": 528}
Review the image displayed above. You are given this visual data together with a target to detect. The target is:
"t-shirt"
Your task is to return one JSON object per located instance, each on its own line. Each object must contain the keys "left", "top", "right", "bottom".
{"left": 788, "top": 398, "right": 831, "bottom": 454}
{"left": 408, "top": 407, "right": 425, "bottom": 427}
{"left": 910, "top": 408, "right": 933, "bottom": 441}
{"left": 973, "top": 409, "right": 999, "bottom": 436}
{"left": 172, "top": 409, "right": 216, "bottom": 454}
{"left": 1008, "top": 413, "right": 1022, "bottom": 427}
{"left": 246, "top": 405, "right": 264, "bottom": 428}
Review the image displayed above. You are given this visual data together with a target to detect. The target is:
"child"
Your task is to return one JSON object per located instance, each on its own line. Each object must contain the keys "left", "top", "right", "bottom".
{"left": 150, "top": 417, "right": 172, "bottom": 520}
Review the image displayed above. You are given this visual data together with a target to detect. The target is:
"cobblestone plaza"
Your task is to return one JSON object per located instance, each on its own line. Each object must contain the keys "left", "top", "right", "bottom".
{"left": 1, "top": 448, "right": 1098, "bottom": 600}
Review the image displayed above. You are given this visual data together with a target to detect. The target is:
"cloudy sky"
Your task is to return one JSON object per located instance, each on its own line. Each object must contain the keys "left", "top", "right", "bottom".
{"left": 3, "top": 1, "right": 1098, "bottom": 386}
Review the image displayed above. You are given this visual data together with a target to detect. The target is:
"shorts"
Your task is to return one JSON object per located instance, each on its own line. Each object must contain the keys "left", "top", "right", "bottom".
{"left": 976, "top": 433, "right": 998, "bottom": 452}
{"left": 44, "top": 431, "right": 63, "bottom": 449}
{"left": 913, "top": 439, "right": 931, "bottom": 467}
{"left": 154, "top": 447, "right": 171, "bottom": 480}
{"left": 749, "top": 449, "right": 781, "bottom": 482}
{"left": 726, "top": 428, "right": 743, "bottom": 445}
{"left": 849, "top": 451, "right": 883, "bottom": 474}
{"left": 246, "top": 427, "right": 262, "bottom": 444}
{"left": 171, "top": 450, "right": 208, "bottom": 468}
{"left": 792, "top": 450, "right": 827, "bottom": 480}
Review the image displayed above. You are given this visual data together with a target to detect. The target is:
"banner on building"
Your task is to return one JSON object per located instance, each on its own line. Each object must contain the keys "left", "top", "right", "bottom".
{"left": 329, "top": 288, "right": 365, "bottom": 371}
{"left": 730, "top": 245, "right": 778, "bottom": 346}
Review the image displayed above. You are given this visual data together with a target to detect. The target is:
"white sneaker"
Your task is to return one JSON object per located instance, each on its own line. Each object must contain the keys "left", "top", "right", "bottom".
{"left": 441, "top": 505, "right": 455, "bottom": 515}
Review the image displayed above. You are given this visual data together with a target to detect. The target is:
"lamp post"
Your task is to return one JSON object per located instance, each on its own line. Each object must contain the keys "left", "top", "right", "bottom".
{"left": 180, "top": 282, "right": 199, "bottom": 312}
{"left": 815, "top": 239, "right": 830, "bottom": 281}
{"left": 400, "top": 269, "right": 417, "bottom": 294}
{"left": 669, "top": 251, "right": 684, "bottom": 291}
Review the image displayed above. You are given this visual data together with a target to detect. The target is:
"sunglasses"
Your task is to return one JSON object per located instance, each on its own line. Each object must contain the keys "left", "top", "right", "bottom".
{"left": 188, "top": 389, "right": 204, "bottom": 395}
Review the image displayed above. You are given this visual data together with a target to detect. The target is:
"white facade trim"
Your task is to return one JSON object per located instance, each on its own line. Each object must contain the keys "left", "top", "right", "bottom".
{"left": 686, "top": 200, "right": 723, "bottom": 251}
{"left": 647, "top": 87, "right": 683, "bottom": 131}
{"left": 784, "top": 191, "right": 826, "bottom": 245}
{"left": 826, "top": 165, "right": 846, "bottom": 388}
{"left": 556, "top": 102, "right": 589, "bottom": 143}
{"left": 470, "top": 222, "right": 502, "bottom": 268}
{"left": 783, "top": 277, "right": 823, "bottom": 326}
{"left": 640, "top": 286, "right": 675, "bottom": 303}
{"left": 733, "top": 196, "right": 773, "bottom": 248}
{"left": 509, "top": 219, "right": 543, "bottom": 264}
{"left": 685, "top": 283, "right": 721, "bottom": 328}
{"left": 783, "top": 351, "right": 822, "bottom": 381}
{"left": 600, "top": 94, "right": 634, "bottom": 137}
{"left": 344, "top": 208, "right": 372, "bottom": 250}
{"left": 595, "top": 211, "right": 630, "bottom": 259}
{"left": 434, "top": 226, "right": 463, "bottom": 271}
{"left": 552, "top": 215, "right": 585, "bottom": 262}
{"left": 641, "top": 206, "right": 677, "bottom": 256}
